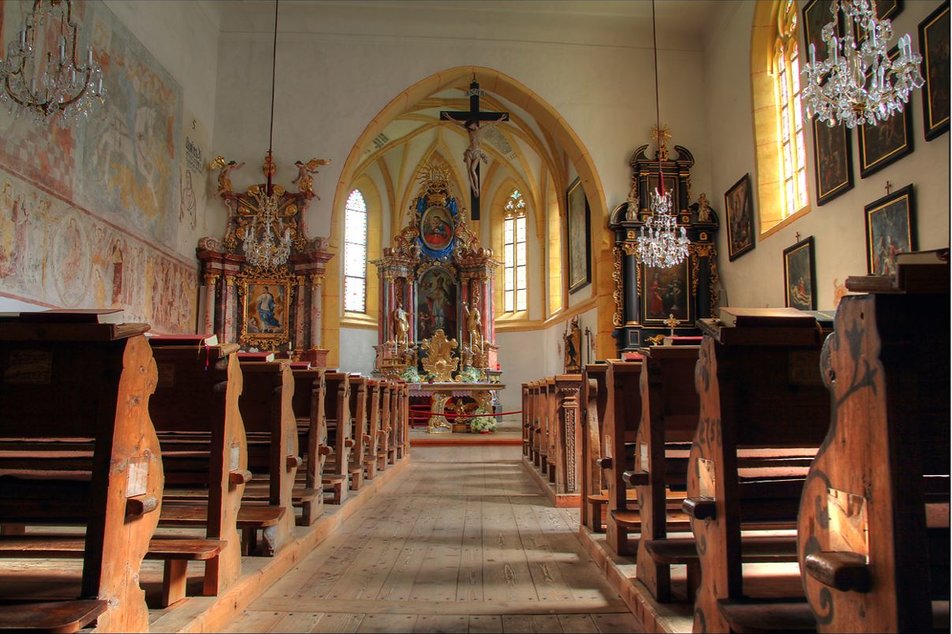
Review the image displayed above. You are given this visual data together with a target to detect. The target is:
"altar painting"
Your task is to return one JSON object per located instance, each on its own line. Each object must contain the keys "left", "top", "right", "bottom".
{"left": 642, "top": 260, "right": 690, "bottom": 323}
{"left": 417, "top": 268, "right": 457, "bottom": 341}
{"left": 420, "top": 205, "right": 454, "bottom": 253}
{"left": 240, "top": 276, "right": 293, "bottom": 349}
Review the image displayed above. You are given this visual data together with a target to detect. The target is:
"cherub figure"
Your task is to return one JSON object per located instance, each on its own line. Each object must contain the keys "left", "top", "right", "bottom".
{"left": 211, "top": 157, "right": 244, "bottom": 195}
{"left": 293, "top": 158, "right": 331, "bottom": 196}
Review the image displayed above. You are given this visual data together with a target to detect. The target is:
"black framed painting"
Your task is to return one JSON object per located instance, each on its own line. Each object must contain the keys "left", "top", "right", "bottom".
{"left": 724, "top": 174, "right": 755, "bottom": 261}
{"left": 802, "top": 0, "right": 839, "bottom": 60}
{"left": 874, "top": 0, "right": 903, "bottom": 20}
{"left": 783, "top": 236, "right": 817, "bottom": 311}
{"left": 864, "top": 184, "right": 916, "bottom": 275}
{"left": 813, "top": 117, "right": 853, "bottom": 205}
{"left": 858, "top": 49, "right": 914, "bottom": 178}
{"left": 566, "top": 177, "right": 591, "bottom": 294}
{"left": 919, "top": 1, "right": 950, "bottom": 141}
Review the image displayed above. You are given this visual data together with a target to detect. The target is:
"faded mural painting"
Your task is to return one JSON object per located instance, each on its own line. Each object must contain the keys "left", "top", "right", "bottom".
{"left": 0, "top": 0, "right": 200, "bottom": 333}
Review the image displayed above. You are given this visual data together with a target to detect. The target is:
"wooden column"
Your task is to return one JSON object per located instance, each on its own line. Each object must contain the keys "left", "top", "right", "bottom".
{"left": 203, "top": 273, "right": 218, "bottom": 335}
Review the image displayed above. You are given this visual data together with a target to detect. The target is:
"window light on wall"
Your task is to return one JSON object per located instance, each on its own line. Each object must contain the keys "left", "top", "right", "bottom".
{"left": 343, "top": 189, "right": 368, "bottom": 313}
{"left": 503, "top": 189, "right": 527, "bottom": 312}
{"left": 775, "top": 0, "right": 809, "bottom": 218}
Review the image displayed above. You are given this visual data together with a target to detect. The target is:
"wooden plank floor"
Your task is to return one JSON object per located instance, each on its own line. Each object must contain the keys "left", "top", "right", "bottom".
{"left": 221, "top": 445, "right": 643, "bottom": 633}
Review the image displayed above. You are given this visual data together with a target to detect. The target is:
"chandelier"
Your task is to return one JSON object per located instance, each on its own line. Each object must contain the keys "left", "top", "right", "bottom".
{"left": 0, "top": 0, "right": 105, "bottom": 123}
{"left": 801, "top": 0, "right": 924, "bottom": 129}
{"left": 243, "top": 171, "right": 293, "bottom": 269}
{"left": 635, "top": 0, "right": 689, "bottom": 269}
{"left": 242, "top": 0, "right": 291, "bottom": 270}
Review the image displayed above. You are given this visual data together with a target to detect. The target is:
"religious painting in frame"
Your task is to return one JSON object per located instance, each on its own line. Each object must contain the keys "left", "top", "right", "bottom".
{"left": 417, "top": 266, "right": 458, "bottom": 342}
{"left": 858, "top": 48, "right": 914, "bottom": 177}
{"left": 566, "top": 178, "right": 591, "bottom": 294}
{"left": 420, "top": 205, "right": 455, "bottom": 254}
{"left": 919, "top": 1, "right": 950, "bottom": 141}
{"left": 783, "top": 236, "right": 817, "bottom": 311}
{"left": 813, "top": 118, "right": 853, "bottom": 205}
{"left": 239, "top": 274, "right": 294, "bottom": 350}
{"left": 641, "top": 259, "right": 691, "bottom": 325}
{"left": 724, "top": 174, "right": 755, "bottom": 261}
{"left": 864, "top": 184, "right": 916, "bottom": 275}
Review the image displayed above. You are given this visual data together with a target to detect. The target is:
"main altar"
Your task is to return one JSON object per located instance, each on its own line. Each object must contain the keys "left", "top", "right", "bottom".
{"left": 373, "top": 163, "right": 501, "bottom": 432}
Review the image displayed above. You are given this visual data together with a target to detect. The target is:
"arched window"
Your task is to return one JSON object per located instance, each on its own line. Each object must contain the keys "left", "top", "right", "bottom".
{"left": 503, "top": 189, "right": 527, "bottom": 312}
{"left": 343, "top": 189, "right": 368, "bottom": 313}
{"left": 774, "top": 0, "right": 808, "bottom": 218}
{"left": 751, "top": 0, "right": 811, "bottom": 236}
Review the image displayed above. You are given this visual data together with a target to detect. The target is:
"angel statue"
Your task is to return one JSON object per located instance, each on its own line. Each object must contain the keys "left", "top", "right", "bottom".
{"left": 463, "top": 289, "right": 484, "bottom": 352}
{"left": 293, "top": 158, "right": 331, "bottom": 197}
{"left": 210, "top": 156, "right": 244, "bottom": 195}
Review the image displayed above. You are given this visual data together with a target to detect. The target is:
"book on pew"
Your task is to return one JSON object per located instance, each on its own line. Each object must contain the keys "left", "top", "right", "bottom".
{"left": 146, "top": 333, "right": 219, "bottom": 346}
{"left": 718, "top": 306, "right": 817, "bottom": 328}
{"left": 237, "top": 351, "right": 276, "bottom": 362}
{"left": 18, "top": 308, "right": 126, "bottom": 324}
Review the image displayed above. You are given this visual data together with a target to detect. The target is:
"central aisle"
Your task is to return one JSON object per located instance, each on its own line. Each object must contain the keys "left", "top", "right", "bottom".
{"left": 222, "top": 445, "right": 643, "bottom": 633}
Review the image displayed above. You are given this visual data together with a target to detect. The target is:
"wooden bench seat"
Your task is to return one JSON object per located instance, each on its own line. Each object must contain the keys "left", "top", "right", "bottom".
{"left": 0, "top": 535, "right": 223, "bottom": 608}
{"left": 322, "top": 373, "right": 352, "bottom": 503}
{"left": 0, "top": 599, "right": 108, "bottom": 633}
{"left": 159, "top": 505, "right": 285, "bottom": 557}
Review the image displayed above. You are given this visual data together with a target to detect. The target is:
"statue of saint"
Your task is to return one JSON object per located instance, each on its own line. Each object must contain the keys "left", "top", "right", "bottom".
{"left": 463, "top": 289, "right": 483, "bottom": 352}
{"left": 392, "top": 300, "right": 410, "bottom": 349}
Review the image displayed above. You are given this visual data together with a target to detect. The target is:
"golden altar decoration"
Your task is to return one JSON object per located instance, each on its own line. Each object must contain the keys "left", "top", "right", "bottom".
{"left": 408, "top": 382, "right": 507, "bottom": 434}
{"left": 372, "top": 162, "right": 499, "bottom": 379}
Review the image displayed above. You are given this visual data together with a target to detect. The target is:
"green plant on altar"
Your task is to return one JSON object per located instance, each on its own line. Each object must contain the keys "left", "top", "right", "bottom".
{"left": 457, "top": 365, "right": 484, "bottom": 383}
{"left": 469, "top": 415, "right": 497, "bottom": 433}
{"left": 400, "top": 365, "right": 421, "bottom": 383}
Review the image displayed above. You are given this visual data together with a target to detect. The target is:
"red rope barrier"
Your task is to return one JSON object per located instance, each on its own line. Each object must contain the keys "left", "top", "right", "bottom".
{"left": 408, "top": 409, "right": 523, "bottom": 420}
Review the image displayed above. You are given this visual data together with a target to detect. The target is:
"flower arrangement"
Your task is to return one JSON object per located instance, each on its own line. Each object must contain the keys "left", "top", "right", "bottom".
{"left": 400, "top": 365, "right": 421, "bottom": 383}
{"left": 457, "top": 366, "right": 484, "bottom": 383}
{"left": 469, "top": 415, "right": 497, "bottom": 433}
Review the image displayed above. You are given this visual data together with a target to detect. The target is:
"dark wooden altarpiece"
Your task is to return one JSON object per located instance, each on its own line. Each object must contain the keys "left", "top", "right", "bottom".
{"left": 608, "top": 143, "right": 720, "bottom": 352}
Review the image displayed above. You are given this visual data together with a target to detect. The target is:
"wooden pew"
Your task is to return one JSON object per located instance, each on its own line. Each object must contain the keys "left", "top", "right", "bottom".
{"left": 147, "top": 340, "right": 247, "bottom": 602}
{"left": 348, "top": 375, "right": 368, "bottom": 491}
{"left": 233, "top": 359, "right": 299, "bottom": 555}
{"left": 289, "top": 366, "right": 328, "bottom": 524}
{"left": 323, "top": 372, "right": 352, "bottom": 503}
{"left": 527, "top": 381, "right": 542, "bottom": 467}
{"left": 395, "top": 381, "right": 409, "bottom": 460}
{"left": 798, "top": 277, "right": 950, "bottom": 632}
{"left": 580, "top": 363, "right": 610, "bottom": 533}
{"left": 628, "top": 344, "right": 700, "bottom": 602}
{"left": 521, "top": 383, "right": 531, "bottom": 458}
{"left": 364, "top": 378, "right": 384, "bottom": 481}
{"left": 684, "top": 313, "right": 829, "bottom": 632}
{"left": 376, "top": 380, "right": 392, "bottom": 472}
{"left": 552, "top": 374, "right": 583, "bottom": 496}
{"left": 0, "top": 318, "right": 162, "bottom": 632}
{"left": 602, "top": 358, "right": 644, "bottom": 556}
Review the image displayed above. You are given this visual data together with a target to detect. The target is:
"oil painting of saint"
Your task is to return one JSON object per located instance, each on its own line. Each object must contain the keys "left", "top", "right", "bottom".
{"left": 417, "top": 268, "right": 456, "bottom": 341}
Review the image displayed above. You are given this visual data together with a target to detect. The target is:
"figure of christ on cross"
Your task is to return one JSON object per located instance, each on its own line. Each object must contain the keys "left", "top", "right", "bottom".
{"left": 440, "top": 78, "right": 509, "bottom": 220}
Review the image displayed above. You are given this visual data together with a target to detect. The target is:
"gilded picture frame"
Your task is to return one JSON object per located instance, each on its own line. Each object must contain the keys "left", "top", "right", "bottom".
{"left": 803, "top": 0, "right": 840, "bottom": 61}
{"left": 724, "top": 174, "right": 755, "bottom": 261}
{"left": 783, "top": 236, "right": 817, "bottom": 311}
{"left": 566, "top": 178, "right": 591, "bottom": 294}
{"left": 919, "top": 1, "right": 950, "bottom": 141}
{"left": 864, "top": 184, "right": 916, "bottom": 275}
{"left": 858, "top": 48, "right": 914, "bottom": 178}
{"left": 238, "top": 274, "right": 295, "bottom": 350}
{"left": 813, "top": 117, "right": 853, "bottom": 205}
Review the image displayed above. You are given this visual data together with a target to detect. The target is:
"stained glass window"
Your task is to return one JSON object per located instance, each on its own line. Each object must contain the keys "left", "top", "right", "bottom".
{"left": 343, "top": 189, "right": 368, "bottom": 313}
{"left": 775, "top": 0, "right": 809, "bottom": 218}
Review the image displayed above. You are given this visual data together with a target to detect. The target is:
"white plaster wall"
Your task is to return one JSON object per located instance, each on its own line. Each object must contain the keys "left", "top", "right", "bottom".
{"left": 703, "top": 1, "right": 950, "bottom": 310}
{"left": 338, "top": 327, "right": 378, "bottom": 376}
{"left": 211, "top": 2, "right": 714, "bottom": 247}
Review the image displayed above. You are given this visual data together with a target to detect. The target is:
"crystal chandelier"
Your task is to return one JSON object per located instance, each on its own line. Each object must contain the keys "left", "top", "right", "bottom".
{"left": 242, "top": 1, "right": 290, "bottom": 270}
{"left": 801, "top": 0, "right": 924, "bottom": 128}
{"left": 0, "top": 0, "right": 105, "bottom": 123}
{"left": 243, "top": 174, "right": 292, "bottom": 269}
{"left": 635, "top": 0, "right": 689, "bottom": 269}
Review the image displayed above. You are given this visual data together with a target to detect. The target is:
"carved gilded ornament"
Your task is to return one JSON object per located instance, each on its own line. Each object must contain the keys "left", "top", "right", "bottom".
{"left": 611, "top": 246, "right": 624, "bottom": 327}
{"left": 420, "top": 329, "right": 459, "bottom": 382}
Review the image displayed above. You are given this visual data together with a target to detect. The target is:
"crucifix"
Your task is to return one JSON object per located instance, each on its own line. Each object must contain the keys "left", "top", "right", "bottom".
{"left": 440, "top": 78, "right": 509, "bottom": 220}
{"left": 884, "top": 180, "right": 893, "bottom": 195}
{"left": 664, "top": 313, "right": 680, "bottom": 337}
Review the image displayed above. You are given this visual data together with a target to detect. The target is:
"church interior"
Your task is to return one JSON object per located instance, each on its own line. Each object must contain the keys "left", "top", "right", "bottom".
{"left": 0, "top": 0, "right": 947, "bottom": 632}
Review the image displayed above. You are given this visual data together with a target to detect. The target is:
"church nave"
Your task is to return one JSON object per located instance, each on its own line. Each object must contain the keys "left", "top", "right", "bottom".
{"left": 222, "top": 445, "right": 642, "bottom": 634}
